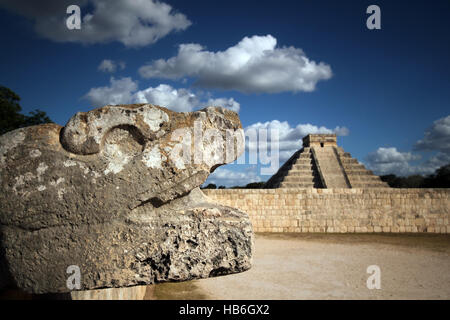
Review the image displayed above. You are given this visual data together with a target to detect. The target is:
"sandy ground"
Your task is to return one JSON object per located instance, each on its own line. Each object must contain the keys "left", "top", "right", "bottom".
{"left": 149, "top": 233, "right": 450, "bottom": 300}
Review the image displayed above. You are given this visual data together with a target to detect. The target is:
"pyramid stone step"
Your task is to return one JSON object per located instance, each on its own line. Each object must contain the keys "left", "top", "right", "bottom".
{"left": 343, "top": 163, "right": 366, "bottom": 170}
{"left": 336, "top": 151, "right": 352, "bottom": 158}
{"left": 293, "top": 159, "right": 313, "bottom": 165}
{"left": 351, "top": 182, "right": 389, "bottom": 188}
{"left": 287, "top": 169, "right": 314, "bottom": 176}
{"left": 348, "top": 175, "right": 382, "bottom": 181}
{"left": 296, "top": 157, "right": 312, "bottom": 162}
{"left": 283, "top": 176, "right": 316, "bottom": 183}
{"left": 280, "top": 182, "right": 316, "bottom": 188}
{"left": 298, "top": 153, "right": 312, "bottom": 158}
{"left": 340, "top": 158, "right": 358, "bottom": 164}
{"left": 291, "top": 164, "right": 313, "bottom": 170}
{"left": 345, "top": 169, "right": 375, "bottom": 175}
{"left": 285, "top": 173, "right": 315, "bottom": 179}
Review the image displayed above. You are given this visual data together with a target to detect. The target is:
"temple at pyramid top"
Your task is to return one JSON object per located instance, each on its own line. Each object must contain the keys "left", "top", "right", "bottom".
{"left": 265, "top": 134, "right": 389, "bottom": 188}
{"left": 302, "top": 134, "right": 337, "bottom": 148}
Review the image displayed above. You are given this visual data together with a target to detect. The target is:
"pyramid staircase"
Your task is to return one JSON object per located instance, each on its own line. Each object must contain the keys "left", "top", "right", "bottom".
{"left": 264, "top": 147, "right": 324, "bottom": 188}
{"left": 265, "top": 134, "right": 389, "bottom": 189}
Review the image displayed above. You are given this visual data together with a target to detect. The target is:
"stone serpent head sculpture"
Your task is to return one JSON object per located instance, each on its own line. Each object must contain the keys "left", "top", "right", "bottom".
{"left": 0, "top": 104, "right": 253, "bottom": 294}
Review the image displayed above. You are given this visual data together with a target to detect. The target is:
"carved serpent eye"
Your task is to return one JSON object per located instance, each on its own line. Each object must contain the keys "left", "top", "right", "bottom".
{"left": 60, "top": 104, "right": 170, "bottom": 155}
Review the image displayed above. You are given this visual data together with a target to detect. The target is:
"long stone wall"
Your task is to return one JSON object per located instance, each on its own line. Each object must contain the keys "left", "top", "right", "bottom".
{"left": 203, "top": 188, "right": 450, "bottom": 234}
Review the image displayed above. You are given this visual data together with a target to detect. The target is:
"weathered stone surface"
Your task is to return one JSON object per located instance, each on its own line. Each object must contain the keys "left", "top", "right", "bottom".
{"left": 0, "top": 104, "right": 252, "bottom": 294}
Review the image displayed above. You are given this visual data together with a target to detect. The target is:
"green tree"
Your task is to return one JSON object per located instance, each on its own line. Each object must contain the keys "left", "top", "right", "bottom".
{"left": 0, "top": 86, "right": 52, "bottom": 135}
{"left": 229, "top": 181, "right": 266, "bottom": 189}
{"left": 22, "top": 109, "right": 52, "bottom": 128}
{"left": 380, "top": 174, "right": 400, "bottom": 187}
{"left": 423, "top": 164, "right": 450, "bottom": 188}
{"left": 201, "top": 183, "right": 217, "bottom": 189}
{"left": 245, "top": 182, "right": 266, "bottom": 189}
{"left": 401, "top": 175, "right": 425, "bottom": 188}
{"left": 0, "top": 86, "right": 24, "bottom": 134}
{"left": 381, "top": 164, "right": 450, "bottom": 188}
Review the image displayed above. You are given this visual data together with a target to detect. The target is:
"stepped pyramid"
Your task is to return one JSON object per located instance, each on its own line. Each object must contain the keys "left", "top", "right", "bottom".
{"left": 265, "top": 134, "right": 389, "bottom": 188}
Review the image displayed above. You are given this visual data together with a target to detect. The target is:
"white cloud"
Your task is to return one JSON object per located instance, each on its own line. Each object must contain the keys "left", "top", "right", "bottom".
{"left": 366, "top": 147, "right": 418, "bottom": 164}
{"left": 245, "top": 120, "right": 349, "bottom": 162}
{"left": 206, "top": 97, "right": 240, "bottom": 113}
{"left": 98, "top": 59, "right": 126, "bottom": 73}
{"left": 0, "top": 0, "right": 191, "bottom": 47}
{"left": 134, "top": 84, "right": 198, "bottom": 112}
{"left": 205, "top": 166, "right": 262, "bottom": 188}
{"left": 85, "top": 77, "right": 138, "bottom": 107}
{"left": 422, "top": 152, "right": 450, "bottom": 171}
{"left": 366, "top": 115, "right": 450, "bottom": 176}
{"left": 139, "top": 35, "right": 332, "bottom": 93}
{"left": 84, "top": 77, "right": 240, "bottom": 113}
{"left": 365, "top": 147, "right": 424, "bottom": 176}
{"left": 414, "top": 115, "right": 450, "bottom": 153}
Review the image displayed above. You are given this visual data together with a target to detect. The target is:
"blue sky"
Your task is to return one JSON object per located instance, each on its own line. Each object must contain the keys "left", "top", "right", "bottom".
{"left": 0, "top": 0, "right": 449, "bottom": 186}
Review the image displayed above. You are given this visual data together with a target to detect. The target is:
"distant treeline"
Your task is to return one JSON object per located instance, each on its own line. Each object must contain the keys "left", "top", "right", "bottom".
{"left": 201, "top": 182, "right": 266, "bottom": 190}
{"left": 380, "top": 163, "right": 450, "bottom": 188}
